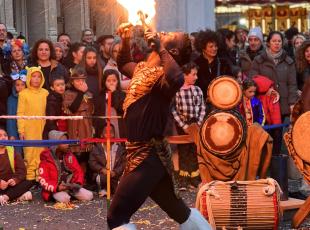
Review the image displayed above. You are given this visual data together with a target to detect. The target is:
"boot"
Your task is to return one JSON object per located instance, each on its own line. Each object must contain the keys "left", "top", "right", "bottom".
{"left": 180, "top": 208, "right": 212, "bottom": 230}
{"left": 112, "top": 223, "right": 137, "bottom": 230}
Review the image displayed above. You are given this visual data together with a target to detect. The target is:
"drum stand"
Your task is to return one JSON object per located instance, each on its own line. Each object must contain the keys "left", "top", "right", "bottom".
{"left": 292, "top": 189, "right": 310, "bottom": 228}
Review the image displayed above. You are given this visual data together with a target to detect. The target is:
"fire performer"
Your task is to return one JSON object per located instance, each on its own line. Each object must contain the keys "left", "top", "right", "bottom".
{"left": 107, "top": 25, "right": 211, "bottom": 230}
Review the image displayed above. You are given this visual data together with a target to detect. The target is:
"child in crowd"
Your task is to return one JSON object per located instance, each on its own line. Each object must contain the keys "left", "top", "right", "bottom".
{"left": 43, "top": 76, "right": 67, "bottom": 139}
{"left": 239, "top": 78, "right": 265, "bottom": 126}
{"left": 63, "top": 65, "right": 94, "bottom": 181}
{"left": 0, "top": 128, "right": 33, "bottom": 206}
{"left": 80, "top": 47, "right": 103, "bottom": 98}
{"left": 252, "top": 75, "right": 282, "bottom": 155}
{"left": 89, "top": 124, "right": 125, "bottom": 196}
{"left": 17, "top": 66, "right": 49, "bottom": 181}
{"left": 38, "top": 130, "right": 93, "bottom": 203}
{"left": 94, "top": 69, "right": 126, "bottom": 138}
{"left": 7, "top": 70, "right": 27, "bottom": 154}
{"left": 171, "top": 62, "right": 205, "bottom": 190}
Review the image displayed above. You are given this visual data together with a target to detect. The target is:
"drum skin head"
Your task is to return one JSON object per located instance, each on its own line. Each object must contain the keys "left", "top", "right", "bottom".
{"left": 200, "top": 110, "right": 246, "bottom": 156}
{"left": 208, "top": 76, "right": 242, "bottom": 110}
{"left": 292, "top": 111, "right": 310, "bottom": 163}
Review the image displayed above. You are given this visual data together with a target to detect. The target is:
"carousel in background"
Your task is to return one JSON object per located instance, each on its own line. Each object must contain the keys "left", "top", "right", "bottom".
{"left": 215, "top": 0, "right": 310, "bottom": 33}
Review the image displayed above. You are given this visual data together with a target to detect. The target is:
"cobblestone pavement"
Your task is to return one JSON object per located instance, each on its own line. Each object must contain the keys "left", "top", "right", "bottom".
{"left": 0, "top": 187, "right": 309, "bottom": 230}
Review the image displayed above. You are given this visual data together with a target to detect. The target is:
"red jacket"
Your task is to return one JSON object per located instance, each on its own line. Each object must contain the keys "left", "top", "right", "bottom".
{"left": 38, "top": 148, "right": 84, "bottom": 201}
{"left": 252, "top": 75, "right": 282, "bottom": 125}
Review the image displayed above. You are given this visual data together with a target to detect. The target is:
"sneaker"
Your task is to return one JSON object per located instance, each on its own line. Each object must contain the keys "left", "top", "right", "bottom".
{"left": 179, "top": 176, "right": 189, "bottom": 192}
{"left": 99, "top": 189, "right": 107, "bottom": 197}
{"left": 17, "top": 191, "right": 32, "bottom": 202}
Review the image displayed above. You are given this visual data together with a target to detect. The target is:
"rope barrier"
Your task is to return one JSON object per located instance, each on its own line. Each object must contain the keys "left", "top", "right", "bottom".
{"left": 0, "top": 115, "right": 122, "bottom": 120}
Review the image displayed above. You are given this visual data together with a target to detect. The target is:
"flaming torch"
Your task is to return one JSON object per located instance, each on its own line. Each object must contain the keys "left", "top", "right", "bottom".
{"left": 117, "top": 0, "right": 156, "bottom": 27}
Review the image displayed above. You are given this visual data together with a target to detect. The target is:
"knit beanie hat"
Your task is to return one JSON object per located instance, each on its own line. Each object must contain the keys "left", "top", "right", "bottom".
{"left": 248, "top": 27, "right": 263, "bottom": 44}
{"left": 48, "top": 130, "right": 67, "bottom": 140}
{"left": 53, "top": 42, "right": 65, "bottom": 54}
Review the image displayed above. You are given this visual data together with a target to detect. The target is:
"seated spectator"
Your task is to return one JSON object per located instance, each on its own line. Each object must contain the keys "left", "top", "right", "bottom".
{"left": 89, "top": 124, "right": 125, "bottom": 196}
{"left": 239, "top": 78, "right": 265, "bottom": 126}
{"left": 38, "top": 130, "right": 93, "bottom": 203}
{"left": 0, "top": 128, "right": 33, "bottom": 206}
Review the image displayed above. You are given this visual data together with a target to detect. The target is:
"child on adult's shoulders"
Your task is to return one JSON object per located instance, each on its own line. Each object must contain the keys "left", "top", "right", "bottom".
{"left": 0, "top": 128, "right": 33, "bottom": 205}
{"left": 38, "top": 130, "right": 93, "bottom": 203}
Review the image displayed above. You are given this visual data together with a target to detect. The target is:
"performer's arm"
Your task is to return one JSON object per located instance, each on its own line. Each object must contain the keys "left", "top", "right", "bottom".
{"left": 159, "top": 48, "right": 184, "bottom": 90}
{"left": 117, "top": 37, "right": 136, "bottom": 79}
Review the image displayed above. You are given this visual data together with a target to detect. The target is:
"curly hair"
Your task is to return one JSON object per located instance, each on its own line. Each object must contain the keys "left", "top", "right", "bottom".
{"left": 242, "top": 78, "right": 257, "bottom": 91}
{"left": 31, "top": 39, "right": 56, "bottom": 64}
{"left": 194, "top": 29, "right": 219, "bottom": 53}
{"left": 295, "top": 40, "right": 310, "bottom": 73}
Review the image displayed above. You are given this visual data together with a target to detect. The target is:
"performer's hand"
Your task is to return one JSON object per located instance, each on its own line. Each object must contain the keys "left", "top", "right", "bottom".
{"left": 145, "top": 31, "right": 161, "bottom": 52}
{"left": 297, "top": 90, "right": 302, "bottom": 97}
{"left": 290, "top": 104, "right": 295, "bottom": 113}
{"left": 0, "top": 180, "right": 8, "bottom": 190}
{"left": 7, "top": 179, "right": 16, "bottom": 187}
{"left": 117, "top": 23, "right": 132, "bottom": 40}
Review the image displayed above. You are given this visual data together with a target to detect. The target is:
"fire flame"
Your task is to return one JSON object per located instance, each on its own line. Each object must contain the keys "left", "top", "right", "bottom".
{"left": 117, "top": 0, "right": 156, "bottom": 25}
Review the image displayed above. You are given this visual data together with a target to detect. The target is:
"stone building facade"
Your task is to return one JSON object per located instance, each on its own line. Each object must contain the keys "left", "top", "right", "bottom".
{"left": 0, "top": 0, "right": 215, "bottom": 46}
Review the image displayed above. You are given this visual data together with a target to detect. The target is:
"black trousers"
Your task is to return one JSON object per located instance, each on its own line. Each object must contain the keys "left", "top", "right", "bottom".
{"left": 0, "top": 180, "right": 33, "bottom": 200}
{"left": 107, "top": 153, "right": 191, "bottom": 229}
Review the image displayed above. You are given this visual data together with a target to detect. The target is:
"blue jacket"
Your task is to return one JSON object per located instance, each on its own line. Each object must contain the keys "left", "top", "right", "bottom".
{"left": 251, "top": 97, "right": 265, "bottom": 125}
{"left": 6, "top": 87, "right": 19, "bottom": 138}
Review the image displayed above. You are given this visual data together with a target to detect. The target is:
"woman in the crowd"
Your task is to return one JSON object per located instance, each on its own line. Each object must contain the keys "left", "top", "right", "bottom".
{"left": 63, "top": 42, "right": 85, "bottom": 71}
{"left": 295, "top": 40, "right": 310, "bottom": 91}
{"left": 80, "top": 47, "right": 103, "bottom": 98}
{"left": 194, "top": 29, "right": 232, "bottom": 101}
{"left": 2, "top": 39, "right": 29, "bottom": 76}
{"left": 217, "top": 28, "right": 241, "bottom": 78}
{"left": 249, "top": 31, "right": 298, "bottom": 155}
{"left": 29, "top": 39, "right": 68, "bottom": 90}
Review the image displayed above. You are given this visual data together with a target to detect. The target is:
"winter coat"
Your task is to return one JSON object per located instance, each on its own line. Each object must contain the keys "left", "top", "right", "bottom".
{"left": 38, "top": 148, "right": 84, "bottom": 201}
{"left": 194, "top": 55, "right": 232, "bottom": 100}
{"left": 7, "top": 87, "right": 19, "bottom": 138}
{"left": 296, "top": 64, "right": 310, "bottom": 91}
{"left": 252, "top": 75, "right": 282, "bottom": 125}
{"left": 0, "top": 75, "right": 12, "bottom": 129}
{"left": 43, "top": 91, "right": 67, "bottom": 139}
{"left": 239, "top": 97, "right": 265, "bottom": 126}
{"left": 89, "top": 143, "right": 125, "bottom": 181}
{"left": 249, "top": 50, "right": 298, "bottom": 116}
{"left": 63, "top": 87, "right": 94, "bottom": 152}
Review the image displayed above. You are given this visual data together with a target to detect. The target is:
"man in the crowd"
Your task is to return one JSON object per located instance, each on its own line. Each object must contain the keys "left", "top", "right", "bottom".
{"left": 284, "top": 26, "right": 299, "bottom": 59}
{"left": 239, "top": 27, "right": 264, "bottom": 76}
{"left": 57, "top": 33, "right": 71, "bottom": 58}
{"left": 81, "top": 29, "right": 98, "bottom": 51}
{"left": 97, "top": 35, "right": 114, "bottom": 68}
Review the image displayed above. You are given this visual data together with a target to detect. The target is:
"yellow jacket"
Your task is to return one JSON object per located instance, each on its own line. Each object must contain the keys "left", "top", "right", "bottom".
{"left": 17, "top": 66, "right": 49, "bottom": 139}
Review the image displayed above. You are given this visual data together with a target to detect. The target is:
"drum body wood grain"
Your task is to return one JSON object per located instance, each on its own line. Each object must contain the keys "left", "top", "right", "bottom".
{"left": 196, "top": 179, "right": 280, "bottom": 230}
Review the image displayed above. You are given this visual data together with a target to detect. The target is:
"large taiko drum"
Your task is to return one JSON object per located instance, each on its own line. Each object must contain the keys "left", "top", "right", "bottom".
{"left": 200, "top": 110, "right": 247, "bottom": 157}
{"left": 292, "top": 111, "right": 310, "bottom": 164}
{"left": 208, "top": 76, "right": 242, "bottom": 110}
{"left": 196, "top": 179, "right": 281, "bottom": 230}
